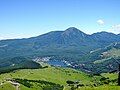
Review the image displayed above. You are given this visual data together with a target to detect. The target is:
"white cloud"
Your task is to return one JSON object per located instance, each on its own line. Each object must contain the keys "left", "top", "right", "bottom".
{"left": 112, "top": 24, "right": 120, "bottom": 32}
{"left": 97, "top": 19, "right": 104, "bottom": 25}
{"left": 108, "top": 24, "right": 120, "bottom": 34}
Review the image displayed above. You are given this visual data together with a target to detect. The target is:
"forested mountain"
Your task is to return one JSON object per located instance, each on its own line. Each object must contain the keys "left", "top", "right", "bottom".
{"left": 78, "top": 42, "right": 120, "bottom": 74}
{"left": 0, "top": 57, "right": 42, "bottom": 74}
{"left": 0, "top": 27, "right": 119, "bottom": 60}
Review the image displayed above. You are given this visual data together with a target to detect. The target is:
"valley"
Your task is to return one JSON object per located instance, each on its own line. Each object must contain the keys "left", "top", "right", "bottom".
{"left": 0, "top": 27, "right": 120, "bottom": 90}
{"left": 1, "top": 0, "right": 120, "bottom": 89}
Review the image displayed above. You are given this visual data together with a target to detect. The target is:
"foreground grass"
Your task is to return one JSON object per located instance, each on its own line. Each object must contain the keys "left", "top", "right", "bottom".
{"left": 0, "top": 66, "right": 119, "bottom": 90}
{"left": 0, "top": 66, "right": 93, "bottom": 90}
{"left": 79, "top": 85, "right": 120, "bottom": 90}
{"left": 0, "top": 83, "right": 15, "bottom": 90}
{"left": 0, "top": 66, "right": 92, "bottom": 84}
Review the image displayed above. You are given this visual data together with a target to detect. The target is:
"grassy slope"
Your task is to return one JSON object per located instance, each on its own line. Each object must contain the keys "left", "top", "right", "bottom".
{"left": 78, "top": 86, "right": 120, "bottom": 90}
{"left": 94, "top": 48, "right": 120, "bottom": 64}
{"left": 0, "top": 83, "right": 15, "bottom": 90}
{"left": 0, "top": 67, "right": 92, "bottom": 85}
{"left": 64, "top": 86, "right": 120, "bottom": 90}
{"left": 0, "top": 67, "right": 120, "bottom": 90}
{"left": 79, "top": 73, "right": 119, "bottom": 90}
{"left": 108, "top": 48, "right": 120, "bottom": 57}
{"left": 101, "top": 73, "right": 118, "bottom": 80}
{"left": 0, "top": 66, "right": 93, "bottom": 90}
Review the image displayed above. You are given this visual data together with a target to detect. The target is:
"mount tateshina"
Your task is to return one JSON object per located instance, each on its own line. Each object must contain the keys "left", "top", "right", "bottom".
{"left": 0, "top": 27, "right": 119, "bottom": 59}
{"left": 0, "top": 27, "right": 120, "bottom": 74}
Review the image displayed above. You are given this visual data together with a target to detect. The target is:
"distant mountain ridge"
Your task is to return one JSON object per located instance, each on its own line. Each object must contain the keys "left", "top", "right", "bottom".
{"left": 78, "top": 42, "right": 120, "bottom": 74}
{"left": 0, "top": 27, "right": 120, "bottom": 60}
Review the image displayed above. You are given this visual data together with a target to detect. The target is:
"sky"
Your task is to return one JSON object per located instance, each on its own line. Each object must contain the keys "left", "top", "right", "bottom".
{"left": 0, "top": 0, "right": 120, "bottom": 39}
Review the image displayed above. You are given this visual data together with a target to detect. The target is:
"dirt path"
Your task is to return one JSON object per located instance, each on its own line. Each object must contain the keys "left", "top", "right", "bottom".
{"left": 8, "top": 81, "right": 20, "bottom": 90}
{"left": 16, "top": 84, "right": 20, "bottom": 90}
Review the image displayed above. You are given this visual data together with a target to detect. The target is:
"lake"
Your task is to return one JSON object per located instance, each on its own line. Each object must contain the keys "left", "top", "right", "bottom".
{"left": 47, "top": 60, "right": 67, "bottom": 67}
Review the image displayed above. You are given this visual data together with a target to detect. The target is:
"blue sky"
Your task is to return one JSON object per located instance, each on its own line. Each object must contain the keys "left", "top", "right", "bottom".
{"left": 0, "top": 0, "right": 120, "bottom": 39}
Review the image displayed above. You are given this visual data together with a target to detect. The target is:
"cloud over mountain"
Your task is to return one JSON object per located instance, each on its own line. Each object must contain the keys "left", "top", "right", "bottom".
{"left": 112, "top": 24, "right": 120, "bottom": 33}
{"left": 97, "top": 19, "right": 105, "bottom": 25}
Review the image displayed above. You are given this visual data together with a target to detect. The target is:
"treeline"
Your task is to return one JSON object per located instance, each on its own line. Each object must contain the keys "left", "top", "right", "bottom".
{"left": 14, "top": 78, "right": 63, "bottom": 90}
{"left": 0, "top": 57, "right": 42, "bottom": 74}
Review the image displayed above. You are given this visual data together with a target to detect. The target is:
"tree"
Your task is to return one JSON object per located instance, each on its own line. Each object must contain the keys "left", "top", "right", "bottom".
{"left": 118, "top": 64, "right": 120, "bottom": 86}
{"left": 113, "top": 56, "right": 120, "bottom": 86}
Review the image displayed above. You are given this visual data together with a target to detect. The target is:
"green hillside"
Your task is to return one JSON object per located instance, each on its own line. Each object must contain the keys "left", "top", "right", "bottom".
{"left": 0, "top": 27, "right": 120, "bottom": 61}
{"left": 0, "top": 57, "right": 42, "bottom": 74}
{"left": 78, "top": 42, "right": 120, "bottom": 74}
{"left": 0, "top": 66, "right": 92, "bottom": 90}
{"left": 0, "top": 66, "right": 120, "bottom": 90}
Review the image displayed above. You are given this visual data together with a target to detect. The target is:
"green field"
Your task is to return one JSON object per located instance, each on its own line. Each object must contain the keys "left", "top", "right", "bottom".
{"left": 0, "top": 66, "right": 120, "bottom": 90}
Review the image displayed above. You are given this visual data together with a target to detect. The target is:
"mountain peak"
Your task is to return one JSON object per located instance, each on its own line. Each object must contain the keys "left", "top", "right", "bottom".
{"left": 65, "top": 27, "right": 80, "bottom": 32}
{"left": 92, "top": 31, "right": 117, "bottom": 36}
{"left": 63, "top": 27, "right": 85, "bottom": 36}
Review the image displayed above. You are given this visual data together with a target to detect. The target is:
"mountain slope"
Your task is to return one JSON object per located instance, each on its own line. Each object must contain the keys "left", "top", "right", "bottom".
{"left": 0, "top": 27, "right": 119, "bottom": 61}
{"left": 0, "top": 57, "right": 42, "bottom": 74}
{"left": 0, "top": 67, "right": 94, "bottom": 90}
{"left": 78, "top": 42, "right": 120, "bottom": 74}
{"left": 0, "top": 66, "right": 119, "bottom": 90}
{"left": 91, "top": 31, "right": 120, "bottom": 46}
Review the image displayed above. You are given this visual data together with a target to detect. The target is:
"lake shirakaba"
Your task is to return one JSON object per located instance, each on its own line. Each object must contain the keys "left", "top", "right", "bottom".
{"left": 47, "top": 60, "right": 67, "bottom": 67}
